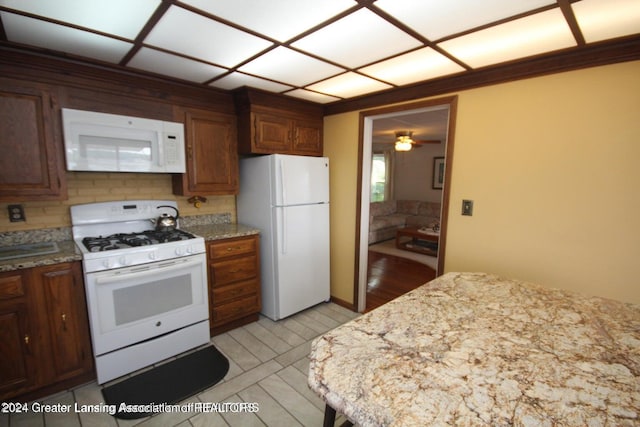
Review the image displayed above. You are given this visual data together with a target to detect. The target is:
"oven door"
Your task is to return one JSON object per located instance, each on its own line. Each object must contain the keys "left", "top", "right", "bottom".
{"left": 85, "top": 253, "right": 208, "bottom": 356}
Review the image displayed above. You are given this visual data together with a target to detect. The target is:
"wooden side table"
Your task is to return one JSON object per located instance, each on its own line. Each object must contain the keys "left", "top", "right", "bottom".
{"left": 395, "top": 226, "right": 439, "bottom": 257}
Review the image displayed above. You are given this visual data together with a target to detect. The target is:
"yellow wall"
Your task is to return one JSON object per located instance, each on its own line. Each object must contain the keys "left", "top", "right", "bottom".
{"left": 324, "top": 111, "right": 361, "bottom": 302}
{"left": 0, "top": 172, "right": 236, "bottom": 232}
{"left": 325, "top": 60, "right": 640, "bottom": 305}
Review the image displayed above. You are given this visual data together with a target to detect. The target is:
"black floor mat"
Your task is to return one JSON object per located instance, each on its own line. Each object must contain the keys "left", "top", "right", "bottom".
{"left": 102, "top": 345, "right": 229, "bottom": 419}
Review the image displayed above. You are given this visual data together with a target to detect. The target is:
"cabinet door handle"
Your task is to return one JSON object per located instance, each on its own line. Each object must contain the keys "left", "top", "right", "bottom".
{"left": 252, "top": 116, "right": 258, "bottom": 144}
{"left": 24, "top": 334, "right": 31, "bottom": 354}
{"left": 61, "top": 313, "right": 67, "bottom": 331}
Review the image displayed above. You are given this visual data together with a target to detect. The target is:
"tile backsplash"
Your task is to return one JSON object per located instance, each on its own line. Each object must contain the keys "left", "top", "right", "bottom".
{"left": 0, "top": 171, "right": 236, "bottom": 233}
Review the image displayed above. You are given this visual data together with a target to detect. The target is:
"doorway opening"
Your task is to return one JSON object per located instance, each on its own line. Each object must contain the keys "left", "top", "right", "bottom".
{"left": 354, "top": 96, "right": 458, "bottom": 313}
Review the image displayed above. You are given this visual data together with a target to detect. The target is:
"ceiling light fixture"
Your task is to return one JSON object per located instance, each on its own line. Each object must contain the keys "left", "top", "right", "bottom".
{"left": 395, "top": 131, "right": 413, "bottom": 151}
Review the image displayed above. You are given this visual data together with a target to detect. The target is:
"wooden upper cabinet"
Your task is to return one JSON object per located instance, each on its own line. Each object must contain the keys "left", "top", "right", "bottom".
{"left": 235, "top": 88, "right": 323, "bottom": 157}
{"left": 252, "top": 112, "right": 291, "bottom": 153}
{"left": 172, "top": 107, "right": 239, "bottom": 196}
{"left": 292, "top": 116, "right": 323, "bottom": 155}
{"left": 0, "top": 78, "right": 66, "bottom": 201}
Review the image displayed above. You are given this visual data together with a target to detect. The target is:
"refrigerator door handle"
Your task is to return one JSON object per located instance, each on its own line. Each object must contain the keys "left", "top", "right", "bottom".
{"left": 279, "top": 158, "right": 287, "bottom": 206}
{"left": 280, "top": 207, "right": 287, "bottom": 254}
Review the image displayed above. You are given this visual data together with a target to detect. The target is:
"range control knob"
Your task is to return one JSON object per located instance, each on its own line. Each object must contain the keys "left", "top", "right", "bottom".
{"left": 103, "top": 259, "right": 114, "bottom": 269}
{"left": 149, "top": 251, "right": 157, "bottom": 260}
{"left": 119, "top": 256, "right": 130, "bottom": 266}
{"left": 175, "top": 247, "right": 185, "bottom": 256}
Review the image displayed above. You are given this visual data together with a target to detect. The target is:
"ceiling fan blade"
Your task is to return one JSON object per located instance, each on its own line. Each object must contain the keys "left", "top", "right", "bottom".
{"left": 412, "top": 139, "right": 441, "bottom": 145}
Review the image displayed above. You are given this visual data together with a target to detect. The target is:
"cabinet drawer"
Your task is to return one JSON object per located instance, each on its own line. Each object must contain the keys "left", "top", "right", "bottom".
{"left": 0, "top": 273, "right": 25, "bottom": 300}
{"left": 213, "top": 294, "right": 260, "bottom": 324}
{"left": 212, "top": 279, "right": 258, "bottom": 305}
{"left": 211, "top": 255, "right": 257, "bottom": 285}
{"left": 209, "top": 237, "right": 257, "bottom": 260}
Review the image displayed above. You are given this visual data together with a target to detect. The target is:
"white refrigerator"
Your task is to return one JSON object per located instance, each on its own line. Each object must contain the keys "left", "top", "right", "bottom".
{"left": 237, "top": 154, "right": 330, "bottom": 320}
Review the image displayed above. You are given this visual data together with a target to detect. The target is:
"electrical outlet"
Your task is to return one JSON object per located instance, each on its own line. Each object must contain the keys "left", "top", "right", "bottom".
{"left": 8, "top": 204, "right": 26, "bottom": 222}
{"left": 462, "top": 200, "right": 474, "bottom": 216}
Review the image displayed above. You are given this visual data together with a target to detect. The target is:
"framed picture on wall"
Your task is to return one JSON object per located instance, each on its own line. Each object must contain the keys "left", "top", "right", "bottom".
{"left": 432, "top": 157, "right": 445, "bottom": 189}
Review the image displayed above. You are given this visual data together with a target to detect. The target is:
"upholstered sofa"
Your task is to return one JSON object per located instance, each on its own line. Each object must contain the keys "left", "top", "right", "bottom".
{"left": 369, "top": 200, "right": 441, "bottom": 244}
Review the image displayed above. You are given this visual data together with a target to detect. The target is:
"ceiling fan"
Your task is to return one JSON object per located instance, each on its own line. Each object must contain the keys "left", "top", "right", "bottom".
{"left": 394, "top": 131, "right": 440, "bottom": 151}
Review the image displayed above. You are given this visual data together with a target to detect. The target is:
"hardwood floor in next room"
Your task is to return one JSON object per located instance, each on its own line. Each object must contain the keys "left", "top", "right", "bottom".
{"left": 366, "top": 251, "right": 436, "bottom": 312}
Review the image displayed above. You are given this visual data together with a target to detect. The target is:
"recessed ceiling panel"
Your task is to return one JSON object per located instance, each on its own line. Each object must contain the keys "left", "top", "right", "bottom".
{"left": 438, "top": 9, "right": 576, "bottom": 69}
{"left": 128, "top": 48, "right": 227, "bottom": 83}
{"left": 144, "top": 6, "right": 272, "bottom": 68}
{"left": 573, "top": 0, "right": 640, "bottom": 43}
{"left": 292, "top": 8, "right": 422, "bottom": 68}
{"left": 1, "top": 13, "right": 132, "bottom": 63}
{"left": 374, "top": 0, "right": 555, "bottom": 41}
{"left": 285, "top": 89, "right": 342, "bottom": 104}
{"left": 0, "top": 0, "right": 160, "bottom": 39}
{"left": 209, "top": 72, "right": 293, "bottom": 92}
{"left": 180, "top": 0, "right": 354, "bottom": 42}
{"left": 0, "top": 0, "right": 634, "bottom": 103}
{"left": 359, "top": 47, "right": 465, "bottom": 85}
{"left": 239, "top": 46, "right": 345, "bottom": 87}
{"left": 306, "top": 72, "right": 392, "bottom": 98}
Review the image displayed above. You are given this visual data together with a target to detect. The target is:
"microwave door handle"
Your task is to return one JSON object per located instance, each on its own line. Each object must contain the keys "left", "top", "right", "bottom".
{"left": 157, "top": 131, "right": 164, "bottom": 167}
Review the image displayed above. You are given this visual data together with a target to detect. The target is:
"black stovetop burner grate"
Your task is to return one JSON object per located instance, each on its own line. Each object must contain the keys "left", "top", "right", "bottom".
{"left": 82, "top": 229, "right": 195, "bottom": 252}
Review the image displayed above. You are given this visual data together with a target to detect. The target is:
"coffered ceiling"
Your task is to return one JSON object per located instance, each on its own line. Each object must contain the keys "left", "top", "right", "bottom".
{"left": 0, "top": 0, "right": 638, "bottom": 105}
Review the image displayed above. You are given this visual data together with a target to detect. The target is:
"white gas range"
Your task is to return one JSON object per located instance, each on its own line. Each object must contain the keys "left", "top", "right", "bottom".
{"left": 71, "top": 200, "right": 209, "bottom": 384}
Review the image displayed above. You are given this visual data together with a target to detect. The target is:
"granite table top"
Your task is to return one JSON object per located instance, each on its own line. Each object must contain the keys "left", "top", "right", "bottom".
{"left": 308, "top": 272, "right": 640, "bottom": 426}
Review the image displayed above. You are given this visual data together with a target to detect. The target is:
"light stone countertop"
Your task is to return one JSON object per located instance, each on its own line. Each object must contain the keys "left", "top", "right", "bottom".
{"left": 0, "top": 222, "right": 259, "bottom": 272}
{"left": 308, "top": 272, "right": 640, "bottom": 427}
{"left": 181, "top": 222, "right": 260, "bottom": 242}
{"left": 0, "top": 240, "right": 82, "bottom": 272}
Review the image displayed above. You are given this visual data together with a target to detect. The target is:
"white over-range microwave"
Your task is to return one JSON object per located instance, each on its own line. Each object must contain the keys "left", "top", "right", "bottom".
{"left": 61, "top": 108, "right": 186, "bottom": 173}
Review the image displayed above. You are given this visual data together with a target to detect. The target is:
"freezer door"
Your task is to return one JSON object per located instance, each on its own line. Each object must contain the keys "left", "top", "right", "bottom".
{"left": 273, "top": 155, "right": 329, "bottom": 206}
{"left": 273, "top": 203, "right": 330, "bottom": 319}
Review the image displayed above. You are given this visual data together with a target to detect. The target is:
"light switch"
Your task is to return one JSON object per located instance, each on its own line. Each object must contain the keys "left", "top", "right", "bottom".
{"left": 462, "top": 200, "right": 473, "bottom": 216}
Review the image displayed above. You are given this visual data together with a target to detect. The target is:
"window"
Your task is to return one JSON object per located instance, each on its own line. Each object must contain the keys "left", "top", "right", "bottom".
{"left": 371, "top": 151, "right": 393, "bottom": 202}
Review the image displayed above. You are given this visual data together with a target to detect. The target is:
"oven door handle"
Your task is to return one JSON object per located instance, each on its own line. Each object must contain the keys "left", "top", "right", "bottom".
{"left": 94, "top": 257, "right": 203, "bottom": 285}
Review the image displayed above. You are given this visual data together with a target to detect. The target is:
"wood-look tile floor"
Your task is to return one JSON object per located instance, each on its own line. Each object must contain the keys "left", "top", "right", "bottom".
{"left": 0, "top": 303, "right": 359, "bottom": 427}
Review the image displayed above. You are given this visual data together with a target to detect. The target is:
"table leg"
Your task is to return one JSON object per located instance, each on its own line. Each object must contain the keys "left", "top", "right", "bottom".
{"left": 323, "top": 404, "right": 353, "bottom": 427}
{"left": 323, "top": 405, "right": 336, "bottom": 427}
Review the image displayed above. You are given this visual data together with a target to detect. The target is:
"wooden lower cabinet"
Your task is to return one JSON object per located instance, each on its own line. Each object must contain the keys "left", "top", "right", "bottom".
{"left": 36, "top": 263, "right": 93, "bottom": 382}
{"left": 207, "top": 235, "right": 261, "bottom": 336}
{"left": 0, "top": 262, "right": 94, "bottom": 401}
{"left": 0, "top": 272, "right": 38, "bottom": 398}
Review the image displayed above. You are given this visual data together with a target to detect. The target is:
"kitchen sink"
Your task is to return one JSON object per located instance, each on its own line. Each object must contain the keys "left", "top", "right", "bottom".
{"left": 0, "top": 242, "right": 59, "bottom": 261}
